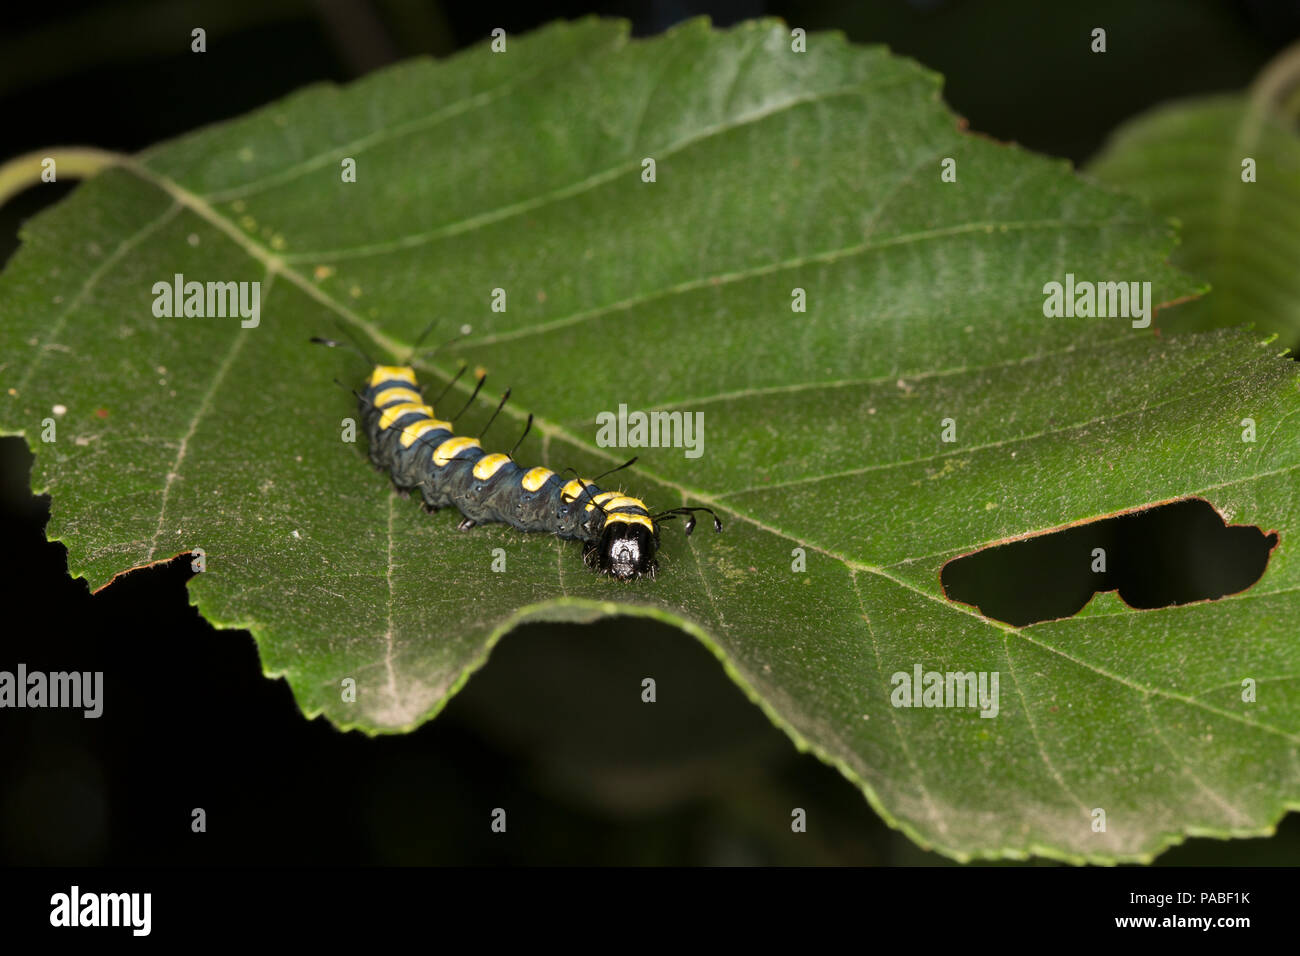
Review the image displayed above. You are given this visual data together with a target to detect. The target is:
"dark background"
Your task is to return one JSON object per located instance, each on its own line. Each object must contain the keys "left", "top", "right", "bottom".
{"left": 2, "top": 0, "right": 1299, "bottom": 865}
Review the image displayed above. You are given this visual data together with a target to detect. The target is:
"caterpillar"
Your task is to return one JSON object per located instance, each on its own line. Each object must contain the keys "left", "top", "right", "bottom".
{"left": 313, "top": 330, "right": 721, "bottom": 580}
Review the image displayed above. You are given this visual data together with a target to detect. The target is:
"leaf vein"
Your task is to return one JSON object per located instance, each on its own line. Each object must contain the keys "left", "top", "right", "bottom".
{"left": 850, "top": 568, "right": 950, "bottom": 837}
{"left": 14, "top": 202, "right": 181, "bottom": 395}
{"left": 198, "top": 26, "right": 628, "bottom": 204}
{"left": 278, "top": 74, "right": 928, "bottom": 264}
{"left": 146, "top": 271, "right": 267, "bottom": 561}
{"left": 719, "top": 350, "right": 1234, "bottom": 499}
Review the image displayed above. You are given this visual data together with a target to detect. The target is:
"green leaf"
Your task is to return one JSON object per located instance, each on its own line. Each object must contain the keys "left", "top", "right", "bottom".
{"left": 2, "top": 18, "right": 1298, "bottom": 864}
{"left": 1087, "top": 93, "right": 1300, "bottom": 348}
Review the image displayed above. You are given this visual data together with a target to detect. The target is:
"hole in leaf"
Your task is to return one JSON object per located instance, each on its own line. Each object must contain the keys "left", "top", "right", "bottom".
{"left": 940, "top": 498, "right": 1277, "bottom": 626}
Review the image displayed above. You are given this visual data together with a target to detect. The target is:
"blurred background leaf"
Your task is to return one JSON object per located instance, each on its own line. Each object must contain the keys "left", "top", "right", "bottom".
{"left": 1088, "top": 43, "right": 1300, "bottom": 352}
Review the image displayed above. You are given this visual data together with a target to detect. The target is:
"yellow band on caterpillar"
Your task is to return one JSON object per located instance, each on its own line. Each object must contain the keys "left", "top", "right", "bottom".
{"left": 472, "top": 453, "right": 511, "bottom": 480}
{"left": 521, "top": 467, "right": 554, "bottom": 492}
{"left": 399, "top": 419, "right": 452, "bottom": 448}
{"left": 584, "top": 490, "right": 620, "bottom": 512}
{"left": 603, "top": 496, "right": 647, "bottom": 513}
{"left": 603, "top": 513, "right": 655, "bottom": 532}
{"left": 561, "top": 479, "right": 589, "bottom": 502}
{"left": 373, "top": 386, "right": 422, "bottom": 408}
{"left": 369, "top": 365, "right": 417, "bottom": 387}
{"left": 433, "top": 436, "right": 482, "bottom": 467}
{"left": 379, "top": 402, "right": 434, "bottom": 430}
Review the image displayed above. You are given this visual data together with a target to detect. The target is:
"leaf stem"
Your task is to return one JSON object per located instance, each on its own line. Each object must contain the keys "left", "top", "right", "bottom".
{"left": 1249, "top": 38, "right": 1300, "bottom": 125}
{"left": 0, "top": 147, "right": 127, "bottom": 207}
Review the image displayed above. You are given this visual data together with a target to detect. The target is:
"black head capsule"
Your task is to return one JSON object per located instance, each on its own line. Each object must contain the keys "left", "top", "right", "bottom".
{"left": 587, "top": 520, "right": 658, "bottom": 581}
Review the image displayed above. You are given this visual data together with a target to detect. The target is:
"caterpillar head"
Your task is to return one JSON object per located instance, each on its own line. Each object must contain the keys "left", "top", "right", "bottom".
{"left": 586, "top": 517, "right": 658, "bottom": 581}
